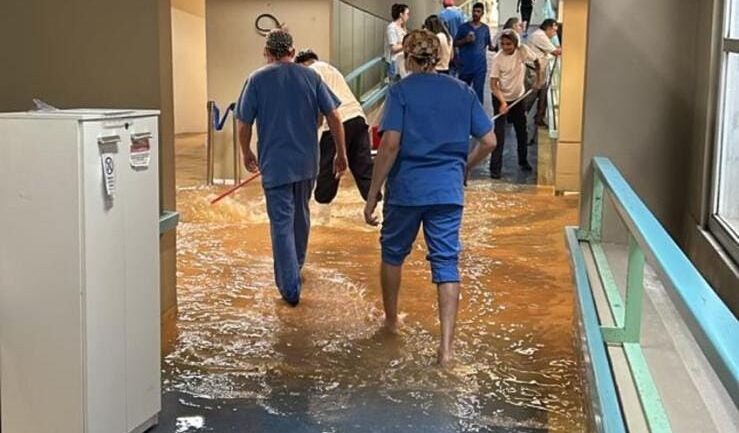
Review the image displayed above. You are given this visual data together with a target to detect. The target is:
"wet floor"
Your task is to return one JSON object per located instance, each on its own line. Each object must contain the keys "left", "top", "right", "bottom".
{"left": 154, "top": 134, "right": 585, "bottom": 433}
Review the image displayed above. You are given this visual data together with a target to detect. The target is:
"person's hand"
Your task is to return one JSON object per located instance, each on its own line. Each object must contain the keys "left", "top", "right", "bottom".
{"left": 364, "top": 196, "right": 380, "bottom": 226}
{"left": 333, "top": 153, "right": 348, "bottom": 179}
{"left": 243, "top": 148, "right": 258, "bottom": 173}
{"left": 466, "top": 32, "right": 476, "bottom": 43}
{"left": 499, "top": 102, "right": 509, "bottom": 115}
{"left": 553, "top": 47, "right": 562, "bottom": 56}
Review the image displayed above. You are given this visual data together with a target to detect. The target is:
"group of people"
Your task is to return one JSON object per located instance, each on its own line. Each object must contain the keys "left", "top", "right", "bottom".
{"left": 234, "top": 1, "right": 561, "bottom": 366}
{"left": 385, "top": 1, "right": 561, "bottom": 178}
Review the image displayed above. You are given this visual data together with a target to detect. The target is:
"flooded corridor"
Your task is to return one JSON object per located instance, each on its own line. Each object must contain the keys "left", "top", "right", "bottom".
{"left": 155, "top": 134, "right": 587, "bottom": 433}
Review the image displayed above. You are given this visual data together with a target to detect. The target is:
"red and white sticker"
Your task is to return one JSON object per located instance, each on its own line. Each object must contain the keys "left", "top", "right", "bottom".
{"left": 130, "top": 132, "right": 152, "bottom": 169}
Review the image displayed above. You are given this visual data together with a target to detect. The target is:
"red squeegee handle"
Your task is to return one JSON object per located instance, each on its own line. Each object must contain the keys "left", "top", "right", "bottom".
{"left": 209, "top": 173, "right": 261, "bottom": 205}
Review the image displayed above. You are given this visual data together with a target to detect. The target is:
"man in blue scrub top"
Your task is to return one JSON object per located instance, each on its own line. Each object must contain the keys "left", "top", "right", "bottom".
{"left": 364, "top": 30, "right": 496, "bottom": 366}
{"left": 454, "top": 2, "right": 493, "bottom": 103}
{"left": 236, "top": 29, "right": 348, "bottom": 306}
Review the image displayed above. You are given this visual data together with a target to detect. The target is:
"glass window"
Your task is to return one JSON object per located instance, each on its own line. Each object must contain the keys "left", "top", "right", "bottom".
{"left": 730, "top": 0, "right": 739, "bottom": 39}
{"left": 712, "top": 0, "right": 739, "bottom": 263}
{"left": 715, "top": 53, "right": 739, "bottom": 239}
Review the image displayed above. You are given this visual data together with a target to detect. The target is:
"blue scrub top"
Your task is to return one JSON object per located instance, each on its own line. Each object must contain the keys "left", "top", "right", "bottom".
{"left": 236, "top": 62, "right": 340, "bottom": 188}
{"left": 455, "top": 22, "right": 492, "bottom": 75}
{"left": 380, "top": 74, "right": 493, "bottom": 207}
{"left": 439, "top": 7, "right": 466, "bottom": 43}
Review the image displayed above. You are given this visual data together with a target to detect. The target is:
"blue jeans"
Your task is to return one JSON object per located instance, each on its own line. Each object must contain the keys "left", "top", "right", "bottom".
{"left": 263, "top": 179, "right": 314, "bottom": 305}
{"left": 459, "top": 71, "right": 486, "bottom": 104}
{"left": 381, "top": 204, "right": 463, "bottom": 284}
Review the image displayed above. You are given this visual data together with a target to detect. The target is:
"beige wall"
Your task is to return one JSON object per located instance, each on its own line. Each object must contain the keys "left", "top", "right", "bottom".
{"left": 172, "top": 5, "right": 208, "bottom": 134}
{"left": 554, "top": 0, "right": 588, "bottom": 192}
{"left": 0, "top": 0, "right": 178, "bottom": 344}
{"left": 206, "top": 0, "right": 332, "bottom": 180}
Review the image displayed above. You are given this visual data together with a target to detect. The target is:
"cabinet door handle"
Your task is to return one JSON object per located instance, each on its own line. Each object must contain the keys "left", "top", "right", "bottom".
{"left": 97, "top": 135, "right": 121, "bottom": 146}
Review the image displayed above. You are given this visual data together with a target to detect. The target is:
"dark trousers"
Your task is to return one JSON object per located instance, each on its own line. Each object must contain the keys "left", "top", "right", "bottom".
{"left": 535, "top": 85, "right": 549, "bottom": 124}
{"left": 459, "top": 71, "right": 486, "bottom": 104}
{"left": 521, "top": 6, "right": 533, "bottom": 25}
{"left": 490, "top": 98, "right": 528, "bottom": 176}
{"left": 315, "top": 116, "right": 374, "bottom": 204}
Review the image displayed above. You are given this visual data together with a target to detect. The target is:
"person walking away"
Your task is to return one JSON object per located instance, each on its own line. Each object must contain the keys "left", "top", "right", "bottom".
{"left": 424, "top": 15, "right": 454, "bottom": 74}
{"left": 295, "top": 49, "right": 376, "bottom": 203}
{"left": 236, "top": 30, "right": 348, "bottom": 306}
{"left": 489, "top": 29, "right": 542, "bottom": 178}
{"left": 518, "top": 0, "right": 535, "bottom": 34}
{"left": 454, "top": 2, "right": 494, "bottom": 104}
{"left": 363, "top": 30, "right": 497, "bottom": 366}
{"left": 527, "top": 19, "right": 561, "bottom": 127}
{"left": 385, "top": 4, "right": 410, "bottom": 81}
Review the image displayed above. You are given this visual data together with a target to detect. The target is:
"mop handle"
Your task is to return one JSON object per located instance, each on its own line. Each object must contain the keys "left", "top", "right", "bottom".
{"left": 209, "top": 173, "right": 261, "bottom": 204}
{"left": 491, "top": 88, "right": 535, "bottom": 121}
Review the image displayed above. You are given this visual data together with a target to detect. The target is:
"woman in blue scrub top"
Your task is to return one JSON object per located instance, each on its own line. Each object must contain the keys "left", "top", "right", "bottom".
{"left": 364, "top": 29, "right": 497, "bottom": 367}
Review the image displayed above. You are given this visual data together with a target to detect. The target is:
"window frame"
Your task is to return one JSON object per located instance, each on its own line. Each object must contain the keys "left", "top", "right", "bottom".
{"left": 709, "top": 0, "right": 739, "bottom": 265}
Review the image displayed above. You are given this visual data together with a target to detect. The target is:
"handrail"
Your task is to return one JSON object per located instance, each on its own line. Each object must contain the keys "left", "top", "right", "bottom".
{"left": 567, "top": 157, "right": 739, "bottom": 432}
{"left": 345, "top": 57, "right": 384, "bottom": 83}
{"left": 590, "top": 157, "right": 739, "bottom": 402}
{"left": 565, "top": 227, "right": 627, "bottom": 433}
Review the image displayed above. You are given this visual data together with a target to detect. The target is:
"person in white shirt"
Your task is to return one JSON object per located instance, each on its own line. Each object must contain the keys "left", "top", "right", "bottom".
{"left": 423, "top": 14, "right": 454, "bottom": 74}
{"left": 527, "top": 18, "right": 562, "bottom": 127}
{"left": 385, "top": 4, "right": 410, "bottom": 80}
{"left": 489, "top": 29, "right": 542, "bottom": 178}
{"left": 296, "top": 50, "right": 376, "bottom": 203}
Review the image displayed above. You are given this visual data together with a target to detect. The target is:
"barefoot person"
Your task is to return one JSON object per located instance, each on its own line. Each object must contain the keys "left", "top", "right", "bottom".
{"left": 236, "top": 29, "right": 348, "bottom": 306}
{"left": 363, "top": 30, "right": 496, "bottom": 366}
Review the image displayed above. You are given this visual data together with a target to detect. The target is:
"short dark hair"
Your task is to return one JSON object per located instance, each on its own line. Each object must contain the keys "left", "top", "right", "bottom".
{"left": 295, "top": 49, "right": 319, "bottom": 64}
{"left": 473, "top": 2, "right": 485, "bottom": 11}
{"left": 540, "top": 19, "right": 558, "bottom": 31}
{"left": 391, "top": 4, "right": 409, "bottom": 20}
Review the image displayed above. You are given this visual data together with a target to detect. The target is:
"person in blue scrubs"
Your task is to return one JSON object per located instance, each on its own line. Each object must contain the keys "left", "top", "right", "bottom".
{"left": 236, "top": 29, "right": 348, "bottom": 306}
{"left": 439, "top": 0, "right": 466, "bottom": 48}
{"left": 364, "top": 30, "right": 496, "bottom": 366}
{"left": 454, "top": 2, "right": 494, "bottom": 103}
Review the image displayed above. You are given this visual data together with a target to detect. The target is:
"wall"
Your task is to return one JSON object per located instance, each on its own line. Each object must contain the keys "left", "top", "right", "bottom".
{"left": 580, "top": 0, "right": 738, "bottom": 311}
{"left": 0, "top": 0, "right": 178, "bottom": 345}
{"left": 554, "top": 0, "right": 587, "bottom": 192}
{"left": 205, "top": 0, "right": 332, "bottom": 180}
{"left": 172, "top": 3, "right": 208, "bottom": 134}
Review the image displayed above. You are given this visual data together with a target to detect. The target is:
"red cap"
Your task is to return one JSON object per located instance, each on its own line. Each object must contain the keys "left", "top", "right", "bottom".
{"left": 443, "top": 0, "right": 455, "bottom": 6}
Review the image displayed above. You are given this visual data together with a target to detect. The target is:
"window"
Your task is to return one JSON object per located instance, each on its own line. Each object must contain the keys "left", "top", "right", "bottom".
{"left": 710, "top": 0, "right": 739, "bottom": 264}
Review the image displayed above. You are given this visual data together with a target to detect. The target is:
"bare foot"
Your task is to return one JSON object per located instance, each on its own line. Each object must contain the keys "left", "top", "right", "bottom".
{"left": 437, "top": 347, "right": 455, "bottom": 368}
{"left": 383, "top": 318, "right": 401, "bottom": 335}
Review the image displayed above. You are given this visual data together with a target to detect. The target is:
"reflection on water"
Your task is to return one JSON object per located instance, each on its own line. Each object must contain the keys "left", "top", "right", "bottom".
{"left": 165, "top": 173, "right": 586, "bottom": 432}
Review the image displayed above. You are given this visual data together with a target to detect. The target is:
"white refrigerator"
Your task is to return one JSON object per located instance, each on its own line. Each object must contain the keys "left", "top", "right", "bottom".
{"left": 0, "top": 109, "right": 161, "bottom": 433}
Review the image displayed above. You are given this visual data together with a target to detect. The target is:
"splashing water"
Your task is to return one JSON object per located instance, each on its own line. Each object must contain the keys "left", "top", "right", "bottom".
{"left": 164, "top": 177, "right": 587, "bottom": 432}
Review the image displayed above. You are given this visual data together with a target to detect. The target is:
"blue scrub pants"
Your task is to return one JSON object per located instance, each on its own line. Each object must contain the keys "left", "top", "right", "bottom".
{"left": 459, "top": 71, "right": 486, "bottom": 104}
{"left": 381, "top": 204, "right": 463, "bottom": 284}
{"left": 263, "top": 178, "right": 315, "bottom": 305}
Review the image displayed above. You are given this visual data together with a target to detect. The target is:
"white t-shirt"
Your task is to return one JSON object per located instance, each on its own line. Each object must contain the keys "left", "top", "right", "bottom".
{"left": 393, "top": 52, "right": 409, "bottom": 78}
{"left": 528, "top": 28, "right": 557, "bottom": 60}
{"left": 436, "top": 32, "right": 453, "bottom": 71}
{"left": 490, "top": 45, "right": 537, "bottom": 101}
{"left": 385, "top": 22, "right": 407, "bottom": 63}
{"left": 309, "top": 61, "right": 366, "bottom": 132}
